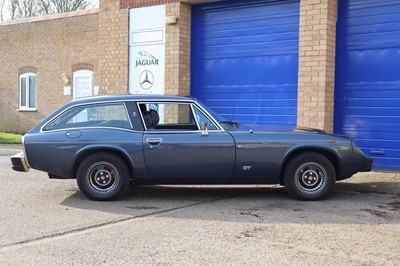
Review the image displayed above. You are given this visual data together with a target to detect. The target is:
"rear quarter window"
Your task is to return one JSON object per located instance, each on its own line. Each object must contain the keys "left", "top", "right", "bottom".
{"left": 43, "top": 103, "right": 132, "bottom": 131}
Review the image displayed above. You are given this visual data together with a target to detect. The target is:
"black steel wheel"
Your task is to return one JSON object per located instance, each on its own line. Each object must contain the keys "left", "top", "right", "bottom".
{"left": 77, "top": 152, "right": 130, "bottom": 201}
{"left": 283, "top": 152, "right": 336, "bottom": 200}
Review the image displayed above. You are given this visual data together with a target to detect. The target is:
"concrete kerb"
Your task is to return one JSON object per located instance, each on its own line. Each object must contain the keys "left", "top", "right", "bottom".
{"left": 1, "top": 144, "right": 399, "bottom": 195}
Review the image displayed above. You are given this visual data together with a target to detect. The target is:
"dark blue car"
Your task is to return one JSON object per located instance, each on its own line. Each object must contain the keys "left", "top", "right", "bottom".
{"left": 11, "top": 95, "right": 372, "bottom": 201}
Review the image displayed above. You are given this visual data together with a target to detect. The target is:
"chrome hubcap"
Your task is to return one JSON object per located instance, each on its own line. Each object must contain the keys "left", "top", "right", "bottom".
{"left": 95, "top": 170, "right": 112, "bottom": 187}
{"left": 302, "top": 169, "right": 319, "bottom": 186}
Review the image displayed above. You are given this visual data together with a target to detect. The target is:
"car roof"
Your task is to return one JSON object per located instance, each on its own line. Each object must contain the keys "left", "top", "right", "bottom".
{"left": 69, "top": 94, "right": 193, "bottom": 105}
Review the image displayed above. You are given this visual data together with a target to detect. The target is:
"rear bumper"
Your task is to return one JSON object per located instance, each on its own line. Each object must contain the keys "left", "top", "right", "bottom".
{"left": 360, "top": 156, "right": 373, "bottom": 172}
{"left": 11, "top": 152, "right": 29, "bottom": 172}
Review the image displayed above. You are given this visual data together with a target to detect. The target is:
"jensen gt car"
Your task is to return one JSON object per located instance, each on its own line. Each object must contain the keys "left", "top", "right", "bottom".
{"left": 11, "top": 95, "right": 372, "bottom": 201}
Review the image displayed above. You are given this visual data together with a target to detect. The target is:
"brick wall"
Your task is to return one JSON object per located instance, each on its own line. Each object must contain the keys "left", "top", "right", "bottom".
{"left": 97, "top": 0, "right": 129, "bottom": 95}
{"left": 297, "top": 0, "right": 337, "bottom": 132}
{"left": 120, "top": 0, "right": 179, "bottom": 9}
{"left": 165, "top": 2, "right": 191, "bottom": 96}
{"left": 0, "top": 10, "right": 99, "bottom": 133}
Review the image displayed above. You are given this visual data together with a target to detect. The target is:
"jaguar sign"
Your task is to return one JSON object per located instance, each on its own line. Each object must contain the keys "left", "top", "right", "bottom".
{"left": 135, "top": 51, "right": 160, "bottom": 67}
{"left": 129, "top": 5, "right": 165, "bottom": 95}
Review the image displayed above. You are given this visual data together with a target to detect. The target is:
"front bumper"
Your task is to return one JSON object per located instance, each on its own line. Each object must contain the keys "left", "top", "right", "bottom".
{"left": 11, "top": 152, "right": 29, "bottom": 172}
{"left": 360, "top": 156, "right": 373, "bottom": 172}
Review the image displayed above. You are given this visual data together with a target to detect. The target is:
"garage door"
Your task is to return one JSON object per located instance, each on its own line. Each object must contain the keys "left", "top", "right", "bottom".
{"left": 334, "top": 0, "right": 400, "bottom": 170}
{"left": 191, "top": 0, "right": 299, "bottom": 125}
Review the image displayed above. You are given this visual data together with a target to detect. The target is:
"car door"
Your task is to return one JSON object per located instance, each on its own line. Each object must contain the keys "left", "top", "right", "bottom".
{"left": 140, "top": 102, "right": 235, "bottom": 180}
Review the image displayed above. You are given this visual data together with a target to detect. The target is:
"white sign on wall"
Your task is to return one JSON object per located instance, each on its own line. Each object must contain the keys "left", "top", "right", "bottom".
{"left": 129, "top": 5, "right": 165, "bottom": 95}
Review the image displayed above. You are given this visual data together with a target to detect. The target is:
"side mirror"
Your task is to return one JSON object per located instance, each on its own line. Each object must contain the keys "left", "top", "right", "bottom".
{"left": 201, "top": 121, "right": 209, "bottom": 136}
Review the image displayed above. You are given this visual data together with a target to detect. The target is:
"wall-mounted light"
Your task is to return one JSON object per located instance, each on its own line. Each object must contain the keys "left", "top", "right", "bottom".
{"left": 165, "top": 16, "right": 178, "bottom": 25}
{"left": 62, "top": 73, "right": 69, "bottom": 85}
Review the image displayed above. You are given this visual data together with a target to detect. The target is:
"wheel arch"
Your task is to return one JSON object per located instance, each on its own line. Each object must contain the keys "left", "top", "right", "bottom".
{"left": 72, "top": 146, "right": 135, "bottom": 179}
{"left": 279, "top": 147, "right": 339, "bottom": 185}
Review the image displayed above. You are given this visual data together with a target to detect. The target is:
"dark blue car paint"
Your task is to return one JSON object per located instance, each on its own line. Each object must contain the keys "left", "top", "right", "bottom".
{"left": 16, "top": 95, "right": 371, "bottom": 186}
{"left": 143, "top": 132, "right": 235, "bottom": 179}
{"left": 24, "top": 129, "right": 145, "bottom": 178}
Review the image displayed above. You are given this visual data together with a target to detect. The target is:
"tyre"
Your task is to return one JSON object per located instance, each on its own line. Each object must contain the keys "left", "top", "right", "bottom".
{"left": 76, "top": 152, "right": 130, "bottom": 201}
{"left": 283, "top": 152, "right": 336, "bottom": 201}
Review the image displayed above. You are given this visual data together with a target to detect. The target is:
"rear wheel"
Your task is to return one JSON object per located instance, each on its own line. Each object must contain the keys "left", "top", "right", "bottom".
{"left": 283, "top": 152, "right": 336, "bottom": 200}
{"left": 77, "top": 152, "right": 130, "bottom": 201}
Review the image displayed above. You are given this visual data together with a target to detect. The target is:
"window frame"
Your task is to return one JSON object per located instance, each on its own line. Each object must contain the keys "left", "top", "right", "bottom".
{"left": 19, "top": 72, "right": 37, "bottom": 110}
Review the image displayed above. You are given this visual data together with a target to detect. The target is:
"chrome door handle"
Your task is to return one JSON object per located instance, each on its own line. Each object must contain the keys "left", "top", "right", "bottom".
{"left": 147, "top": 138, "right": 162, "bottom": 145}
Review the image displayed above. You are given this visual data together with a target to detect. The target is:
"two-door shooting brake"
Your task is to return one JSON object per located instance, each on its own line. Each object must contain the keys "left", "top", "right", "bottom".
{"left": 11, "top": 95, "right": 372, "bottom": 201}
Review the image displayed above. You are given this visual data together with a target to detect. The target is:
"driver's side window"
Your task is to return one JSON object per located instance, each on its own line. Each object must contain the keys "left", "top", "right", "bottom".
{"left": 138, "top": 102, "right": 198, "bottom": 131}
{"left": 193, "top": 105, "right": 218, "bottom": 130}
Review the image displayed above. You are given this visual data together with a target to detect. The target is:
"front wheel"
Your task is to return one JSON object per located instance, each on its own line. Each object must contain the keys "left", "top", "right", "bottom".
{"left": 77, "top": 152, "right": 130, "bottom": 201}
{"left": 283, "top": 152, "right": 336, "bottom": 201}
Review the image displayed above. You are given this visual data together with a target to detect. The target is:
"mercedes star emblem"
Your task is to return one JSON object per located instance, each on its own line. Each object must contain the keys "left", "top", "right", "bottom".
{"left": 139, "top": 70, "right": 154, "bottom": 90}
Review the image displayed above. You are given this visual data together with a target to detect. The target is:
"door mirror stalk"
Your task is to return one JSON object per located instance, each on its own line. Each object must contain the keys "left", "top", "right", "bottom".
{"left": 201, "top": 121, "right": 209, "bottom": 136}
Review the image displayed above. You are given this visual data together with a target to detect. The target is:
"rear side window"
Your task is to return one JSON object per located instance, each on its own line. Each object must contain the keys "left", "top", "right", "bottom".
{"left": 44, "top": 103, "right": 132, "bottom": 131}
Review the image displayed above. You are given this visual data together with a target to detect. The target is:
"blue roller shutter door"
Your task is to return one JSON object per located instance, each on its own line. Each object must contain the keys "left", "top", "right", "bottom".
{"left": 335, "top": 0, "right": 400, "bottom": 170}
{"left": 191, "top": 0, "right": 300, "bottom": 125}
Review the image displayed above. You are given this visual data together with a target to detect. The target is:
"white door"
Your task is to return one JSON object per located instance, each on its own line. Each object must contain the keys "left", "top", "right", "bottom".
{"left": 73, "top": 70, "right": 93, "bottom": 99}
{"left": 73, "top": 70, "right": 93, "bottom": 122}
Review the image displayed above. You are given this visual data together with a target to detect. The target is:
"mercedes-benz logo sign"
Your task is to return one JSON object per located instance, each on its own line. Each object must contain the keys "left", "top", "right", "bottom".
{"left": 139, "top": 70, "right": 154, "bottom": 90}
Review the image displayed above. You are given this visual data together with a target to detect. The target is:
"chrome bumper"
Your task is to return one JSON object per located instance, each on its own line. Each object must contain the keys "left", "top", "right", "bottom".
{"left": 11, "top": 152, "right": 29, "bottom": 172}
